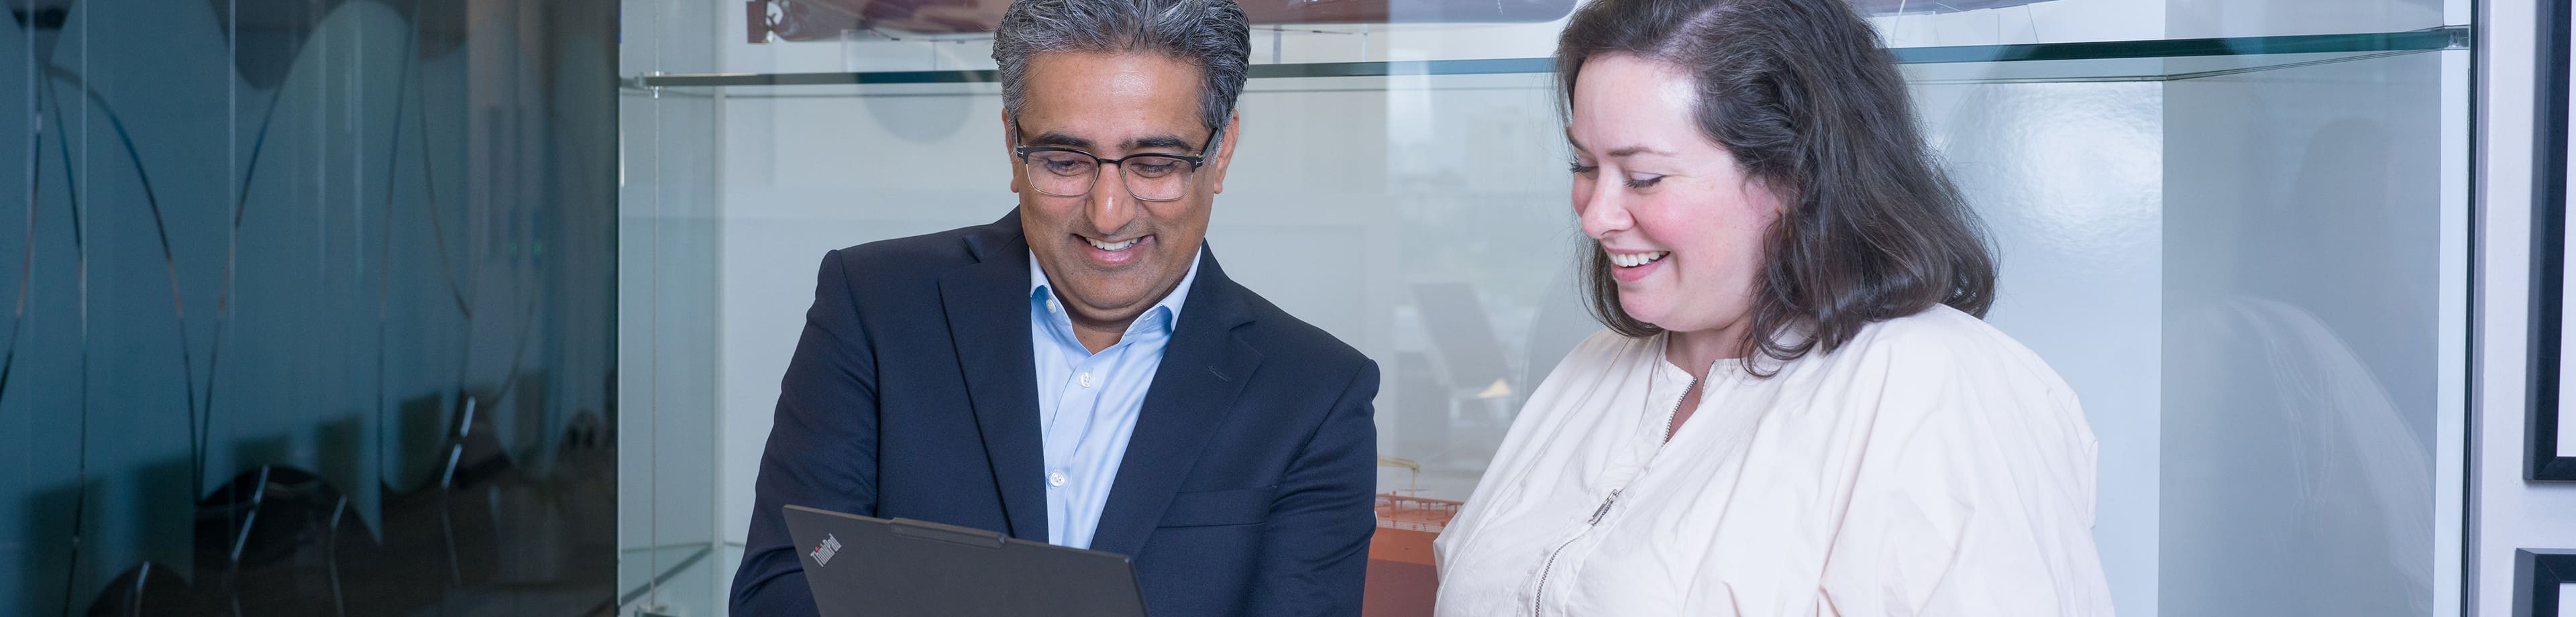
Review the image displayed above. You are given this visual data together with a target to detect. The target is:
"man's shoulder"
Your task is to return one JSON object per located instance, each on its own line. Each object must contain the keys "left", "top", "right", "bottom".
{"left": 831, "top": 221, "right": 994, "bottom": 268}
{"left": 820, "top": 217, "right": 1013, "bottom": 288}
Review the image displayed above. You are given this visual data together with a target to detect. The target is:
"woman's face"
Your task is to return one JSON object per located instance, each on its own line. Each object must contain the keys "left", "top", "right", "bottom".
{"left": 1569, "top": 54, "right": 1786, "bottom": 341}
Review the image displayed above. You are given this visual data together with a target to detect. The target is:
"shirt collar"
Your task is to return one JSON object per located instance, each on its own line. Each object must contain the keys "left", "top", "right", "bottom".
{"left": 1028, "top": 245, "right": 1203, "bottom": 337}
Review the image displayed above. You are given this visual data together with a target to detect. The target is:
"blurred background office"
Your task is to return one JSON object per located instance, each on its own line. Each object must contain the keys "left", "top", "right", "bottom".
{"left": 8, "top": 0, "right": 2576, "bottom": 614}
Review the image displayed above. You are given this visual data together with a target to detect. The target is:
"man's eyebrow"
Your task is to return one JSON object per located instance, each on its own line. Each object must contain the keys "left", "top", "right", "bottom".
{"left": 1026, "top": 131, "right": 1093, "bottom": 150}
{"left": 1125, "top": 134, "right": 1195, "bottom": 154}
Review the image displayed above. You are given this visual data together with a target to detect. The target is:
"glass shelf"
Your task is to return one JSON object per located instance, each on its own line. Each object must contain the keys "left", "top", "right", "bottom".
{"left": 631, "top": 25, "right": 2466, "bottom": 89}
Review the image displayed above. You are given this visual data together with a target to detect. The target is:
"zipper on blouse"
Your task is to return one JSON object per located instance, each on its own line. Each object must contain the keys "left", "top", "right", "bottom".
{"left": 1660, "top": 372, "right": 1696, "bottom": 442}
{"left": 1533, "top": 488, "right": 1623, "bottom": 616}
{"left": 1587, "top": 489, "right": 1623, "bottom": 523}
{"left": 1532, "top": 369, "right": 1697, "bottom": 616}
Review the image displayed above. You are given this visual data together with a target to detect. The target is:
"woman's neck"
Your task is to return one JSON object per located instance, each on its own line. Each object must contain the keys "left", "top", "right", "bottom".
{"left": 1664, "top": 327, "right": 1743, "bottom": 382}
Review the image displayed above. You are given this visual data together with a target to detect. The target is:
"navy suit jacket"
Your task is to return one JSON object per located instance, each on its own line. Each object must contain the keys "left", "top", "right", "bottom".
{"left": 731, "top": 211, "right": 1380, "bottom": 616}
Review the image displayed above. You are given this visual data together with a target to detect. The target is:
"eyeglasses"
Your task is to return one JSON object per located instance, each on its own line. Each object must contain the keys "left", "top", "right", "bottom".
{"left": 1011, "top": 121, "right": 1220, "bottom": 203}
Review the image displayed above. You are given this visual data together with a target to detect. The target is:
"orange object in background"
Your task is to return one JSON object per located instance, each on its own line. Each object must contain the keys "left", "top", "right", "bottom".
{"left": 1366, "top": 493, "right": 1461, "bottom": 617}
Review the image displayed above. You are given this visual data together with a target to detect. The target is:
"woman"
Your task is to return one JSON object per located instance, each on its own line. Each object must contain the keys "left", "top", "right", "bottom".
{"left": 1430, "top": 0, "right": 2114, "bottom": 614}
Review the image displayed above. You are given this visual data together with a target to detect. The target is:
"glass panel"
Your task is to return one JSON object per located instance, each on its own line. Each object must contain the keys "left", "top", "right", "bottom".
{"left": 2158, "top": 46, "right": 2454, "bottom": 617}
{"left": 639, "top": 26, "right": 2468, "bottom": 89}
{"left": 1902, "top": 48, "right": 2441, "bottom": 84}
{"left": 2, "top": 0, "right": 621, "bottom": 614}
{"left": 619, "top": 1, "right": 2471, "bottom": 616}
{"left": 687, "top": 0, "right": 2465, "bottom": 76}
{"left": 621, "top": 0, "right": 733, "bottom": 612}
{"left": 1874, "top": 0, "right": 2454, "bottom": 46}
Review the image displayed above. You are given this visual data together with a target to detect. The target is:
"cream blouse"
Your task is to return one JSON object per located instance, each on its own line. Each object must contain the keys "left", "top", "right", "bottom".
{"left": 1432, "top": 305, "right": 2113, "bottom": 616}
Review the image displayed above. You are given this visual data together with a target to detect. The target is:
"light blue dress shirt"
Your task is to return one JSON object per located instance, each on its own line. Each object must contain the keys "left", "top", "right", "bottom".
{"left": 1027, "top": 249, "right": 1201, "bottom": 549}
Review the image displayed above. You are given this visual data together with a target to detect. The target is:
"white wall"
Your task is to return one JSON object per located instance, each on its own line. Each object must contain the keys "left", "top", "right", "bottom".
{"left": 2474, "top": 2, "right": 2576, "bottom": 616}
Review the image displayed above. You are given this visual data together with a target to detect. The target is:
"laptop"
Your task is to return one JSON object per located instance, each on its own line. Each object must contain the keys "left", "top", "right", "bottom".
{"left": 782, "top": 504, "right": 1151, "bottom": 617}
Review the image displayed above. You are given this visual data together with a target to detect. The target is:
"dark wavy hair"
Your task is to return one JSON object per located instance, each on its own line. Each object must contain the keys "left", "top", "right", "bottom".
{"left": 1558, "top": 0, "right": 1996, "bottom": 376}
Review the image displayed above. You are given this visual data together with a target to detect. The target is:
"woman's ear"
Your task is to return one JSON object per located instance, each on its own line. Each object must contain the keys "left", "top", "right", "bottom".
{"left": 1744, "top": 172, "right": 1790, "bottom": 215}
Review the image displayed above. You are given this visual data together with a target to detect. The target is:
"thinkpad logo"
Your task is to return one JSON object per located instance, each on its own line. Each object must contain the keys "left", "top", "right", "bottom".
{"left": 810, "top": 533, "right": 843, "bottom": 566}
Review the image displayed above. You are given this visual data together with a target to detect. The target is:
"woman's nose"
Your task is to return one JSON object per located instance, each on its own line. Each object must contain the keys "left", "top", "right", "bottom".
{"left": 1578, "top": 182, "right": 1633, "bottom": 239}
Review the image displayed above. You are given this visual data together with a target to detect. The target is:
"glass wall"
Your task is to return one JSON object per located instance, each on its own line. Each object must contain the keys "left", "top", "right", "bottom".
{"left": 0, "top": 0, "right": 621, "bottom": 614}
{"left": 619, "top": 0, "right": 2471, "bottom": 614}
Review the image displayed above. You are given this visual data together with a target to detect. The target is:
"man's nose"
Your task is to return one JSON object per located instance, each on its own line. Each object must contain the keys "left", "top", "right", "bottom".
{"left": 1085, "top": 170, "right": 1136, "bottom": 234}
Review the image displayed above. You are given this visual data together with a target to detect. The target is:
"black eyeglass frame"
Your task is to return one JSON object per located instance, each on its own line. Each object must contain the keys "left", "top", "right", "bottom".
{"left": 1009, "top": 120, "right": 1224, "bottom": 203}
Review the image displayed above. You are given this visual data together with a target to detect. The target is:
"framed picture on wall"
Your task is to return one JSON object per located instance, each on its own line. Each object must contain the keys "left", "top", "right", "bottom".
{"left": 2517, "top": 549, "right": 2575, "bottom": 617}
{"left": 2531, "top": 0, "right": 2576, "bottom": 482}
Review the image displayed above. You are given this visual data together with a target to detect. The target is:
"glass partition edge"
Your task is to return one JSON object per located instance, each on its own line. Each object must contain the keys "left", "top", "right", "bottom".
{"left": 631, "top": 25, "right": 2470, "bottom": 88}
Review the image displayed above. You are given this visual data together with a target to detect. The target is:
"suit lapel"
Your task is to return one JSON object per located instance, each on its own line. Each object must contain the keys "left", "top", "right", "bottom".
{"left": 1088, "top": 251, "right": 1263, "bottom": 557}
{"left": 936, "top": 211, "right": 1049, "bottom": 540}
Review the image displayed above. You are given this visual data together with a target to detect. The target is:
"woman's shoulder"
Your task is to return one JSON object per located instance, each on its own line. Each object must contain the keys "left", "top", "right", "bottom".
{"left": 1829, "top": 304, "right": 2075, "bottom": 399}
{"left": 1545, "top": 327, "right": 1658, "bottom": 378}
{"left": 1854, "top": 302, "right": 2012, "bottom": 346}
{"left": 1510, "top": 328, "right": 1657, "bottom": 417}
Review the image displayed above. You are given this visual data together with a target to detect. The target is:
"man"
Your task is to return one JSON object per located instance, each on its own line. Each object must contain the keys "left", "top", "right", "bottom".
{"left": 726, "top": 0, "right": 1379, "bottom": 614}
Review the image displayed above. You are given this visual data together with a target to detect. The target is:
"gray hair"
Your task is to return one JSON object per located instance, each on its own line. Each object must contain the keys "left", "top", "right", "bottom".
{"left": 991, "top": 0, "right": 1251, "bottom": 136}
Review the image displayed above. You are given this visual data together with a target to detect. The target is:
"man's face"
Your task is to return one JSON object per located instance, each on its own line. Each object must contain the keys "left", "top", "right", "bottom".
{"left": 1010, "top": 52, "right": 1236, "bottom": 332}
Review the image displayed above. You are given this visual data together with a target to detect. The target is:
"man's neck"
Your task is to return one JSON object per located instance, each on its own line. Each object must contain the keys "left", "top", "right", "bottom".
{"left": 1032, "top": 247, "right": 1203, "bottom": 353}
{"left": 1068, "top": 319, "right": 1129, "bottom": 354}
{"left": 1059, "top": 277, "right": 1184, "bottom": 353}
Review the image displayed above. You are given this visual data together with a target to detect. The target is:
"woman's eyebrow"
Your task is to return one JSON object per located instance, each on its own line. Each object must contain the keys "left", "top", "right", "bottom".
{"left": 1607, "top": 145, "right": 1676, "bottom": 158}
{"left": 1566, "top": 131, "right": 1674, "bottom": 158}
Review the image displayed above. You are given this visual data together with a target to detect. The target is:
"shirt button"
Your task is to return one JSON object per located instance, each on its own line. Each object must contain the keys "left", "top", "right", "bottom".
{"left": 1046, "top": 298, "right": 1059, "bottom": 313}
{"left": 1079, "top": 372, "right": 1095, "bottom": 388}
{"left": 1048, "top": 471, "right": 1068, "bottom": 488}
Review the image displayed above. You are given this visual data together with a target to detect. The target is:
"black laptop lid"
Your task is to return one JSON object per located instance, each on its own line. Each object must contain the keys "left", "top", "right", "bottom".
{"left": 782, "top": 504, "right": 1150, "bottom": 617}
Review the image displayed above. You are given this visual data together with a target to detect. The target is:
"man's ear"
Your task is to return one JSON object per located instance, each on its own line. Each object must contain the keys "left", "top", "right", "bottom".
{"left": 1208, "top": 111, "right": 1241, "bottom": 194}
{"left": 1003, "top": 111, "right": 1025, "bottom": 194}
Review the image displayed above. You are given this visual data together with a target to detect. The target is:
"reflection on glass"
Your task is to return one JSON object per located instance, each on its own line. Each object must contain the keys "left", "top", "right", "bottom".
{"left": 1, "top": 0, "right": 621, "bottom": 614}
{"left": 2161, "top": 56, "right": 2445, "bottom": 616}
